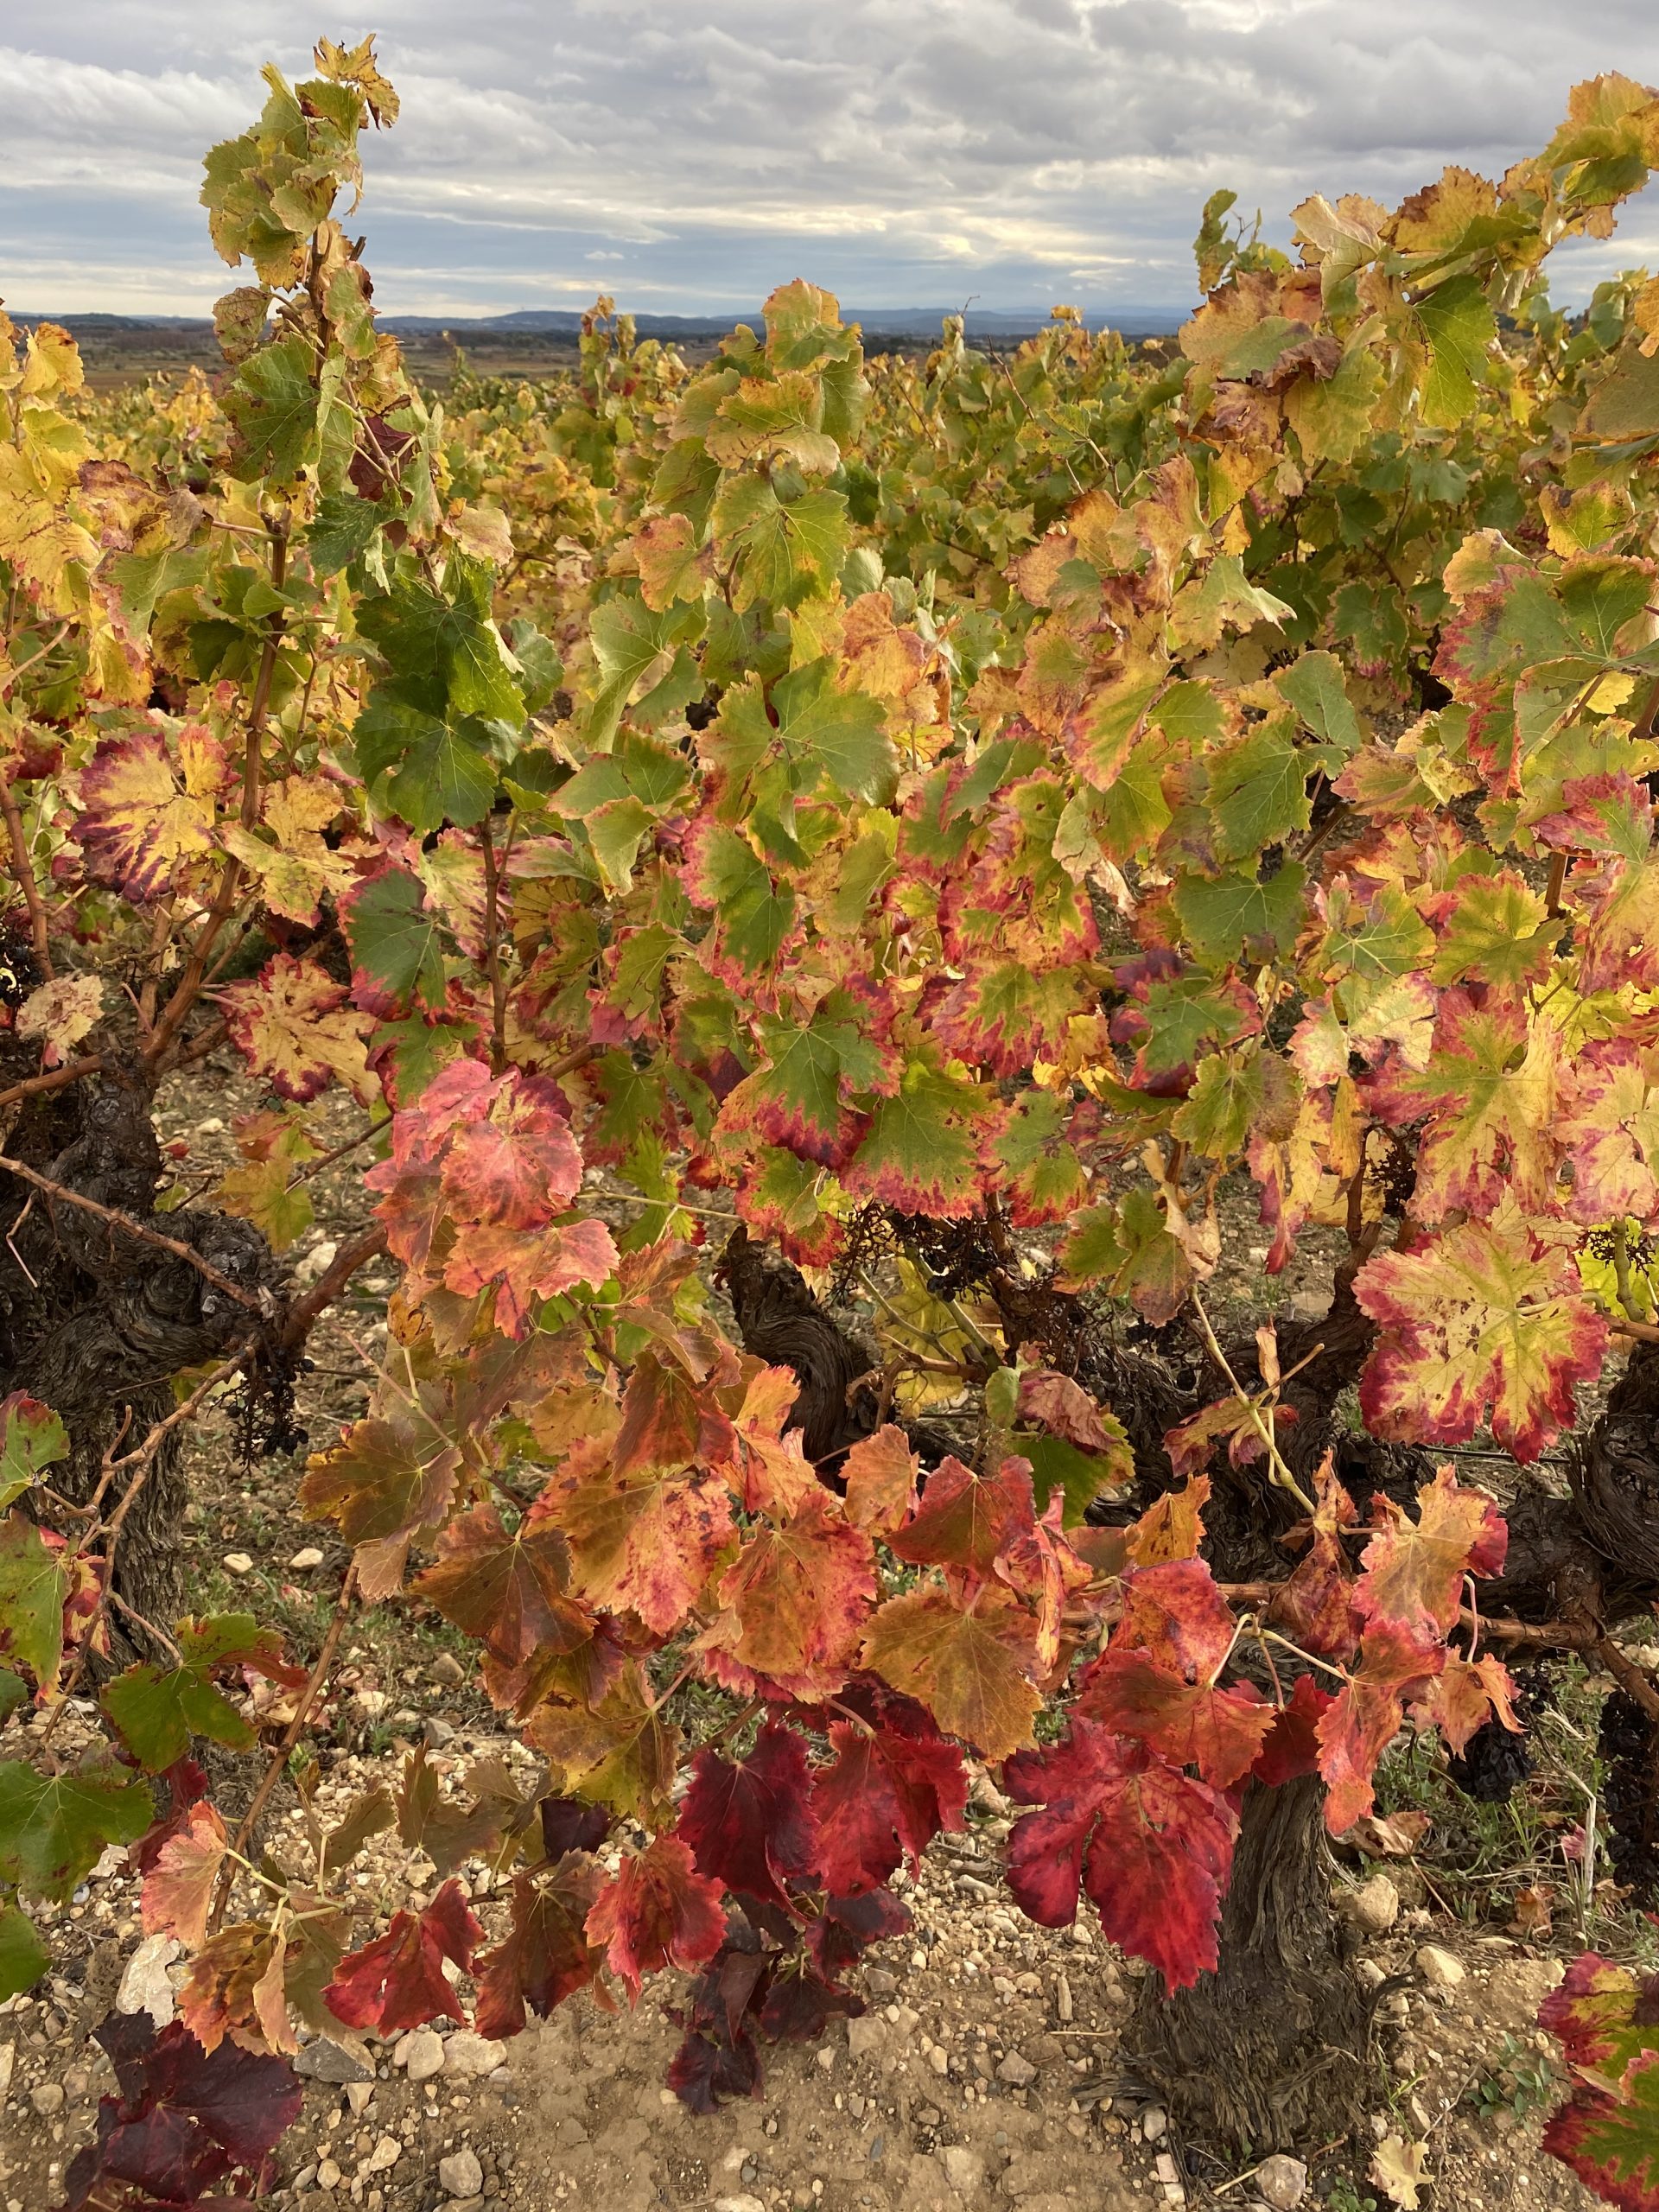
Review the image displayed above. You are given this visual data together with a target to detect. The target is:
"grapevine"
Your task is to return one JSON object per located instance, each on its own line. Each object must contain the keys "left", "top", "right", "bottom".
{"left": 4, "top": 38, "right": 1659, "bottom": 2209}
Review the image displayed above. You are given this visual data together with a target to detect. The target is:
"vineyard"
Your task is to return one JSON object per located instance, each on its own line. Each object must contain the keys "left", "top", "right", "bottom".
{"left": 10, "top": 35, "right": 1659, "bottom": 2212}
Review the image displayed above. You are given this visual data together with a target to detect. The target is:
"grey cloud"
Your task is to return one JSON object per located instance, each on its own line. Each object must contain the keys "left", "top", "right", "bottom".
{"left": 2, "top": 2, "right": 1657, "bottom": 317}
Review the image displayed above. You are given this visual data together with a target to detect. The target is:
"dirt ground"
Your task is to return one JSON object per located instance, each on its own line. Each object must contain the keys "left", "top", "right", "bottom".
{"left": 0, "top": 1051, "right": 1612, "bottom": 2212}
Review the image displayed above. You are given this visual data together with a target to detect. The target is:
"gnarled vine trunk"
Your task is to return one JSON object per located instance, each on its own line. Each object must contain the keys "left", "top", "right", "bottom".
{"left": 1132, "top": 1776, "right": 1371, "bottom": 2149}
{"left": 0, "top": 1059, "right": 273, "bottom": 1661}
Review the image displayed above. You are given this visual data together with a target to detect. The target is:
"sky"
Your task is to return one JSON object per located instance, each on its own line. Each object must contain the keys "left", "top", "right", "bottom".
{"left": 4, "top": 2, "right": 1659, "bottom": 322}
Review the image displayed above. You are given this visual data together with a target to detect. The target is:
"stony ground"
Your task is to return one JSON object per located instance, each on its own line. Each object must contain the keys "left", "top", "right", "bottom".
{"left": 0, "top": 1056, "right": 1613, "bottom": 2212}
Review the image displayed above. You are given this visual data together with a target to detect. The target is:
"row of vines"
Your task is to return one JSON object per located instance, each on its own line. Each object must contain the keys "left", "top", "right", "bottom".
{"left": 8, "top": 36, "right": 1659, "bottom": 2208}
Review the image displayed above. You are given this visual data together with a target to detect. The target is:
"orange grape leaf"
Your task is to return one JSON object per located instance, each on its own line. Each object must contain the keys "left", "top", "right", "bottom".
{"left": 1115, "top": 1557, "right": 1236, "bottom": 1682}
{"left": 861, "top": 1581, "right": 1042, "bottom": 1759}
{"left": 409, "top": 1501, "right": 593, "bottom": 1669}
{"left": 553, "top": 1463, "right": 736, "bottom": 1636}
{"left": 701, "top": 1488, "right": 876, "bottom": 1699}
{"left": 525, "top": 1661, "right": 680, "bottom": 1825}
{"left": 842, "top": 1424, "right": 919, "bottom": 1535}
{"left": 140, "top": 1801, "right": 227, "bottom": 1950}
{"left": 583, "top": 1835, "right": 727, "bottom": 1998}
{"left": 1317, "top": 1622, "right": 1445, "bottom": 1833}
{"left": 299, "top": 1415, "right": 460, "bottom": 1600}
{"left": 1414, "top": 1650, "right": 1519, "bottom": 1756}
{"left": 715, "top": 1365, "right": 817, "bottom": 1516}
{"left": 1354, "top": 1465, "right": 1508, "bottom": 1641}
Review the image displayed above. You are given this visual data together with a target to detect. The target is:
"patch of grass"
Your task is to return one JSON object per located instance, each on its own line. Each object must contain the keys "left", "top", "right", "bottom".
{"left": 1471, "top": 2034, "right": 1559, "bottom": 2126}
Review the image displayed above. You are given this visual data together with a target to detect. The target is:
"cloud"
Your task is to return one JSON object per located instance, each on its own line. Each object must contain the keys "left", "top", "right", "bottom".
{"left": 3, "top": 3, "right": 1657, "bottom": 317}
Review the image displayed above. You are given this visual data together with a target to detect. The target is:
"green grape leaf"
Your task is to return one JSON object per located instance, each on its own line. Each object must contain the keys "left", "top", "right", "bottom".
{"left": 0, "top": 1761, "right": 150, "bottom": 1901}
{"left": 0, "top": 1902, "right": 48, "bottom": 2004}
{"left": 0, "top": 1517, "right": 66, "bottom": 1687}
{"left": 0, "top": 1395, "right": 68, "bottom": 1514}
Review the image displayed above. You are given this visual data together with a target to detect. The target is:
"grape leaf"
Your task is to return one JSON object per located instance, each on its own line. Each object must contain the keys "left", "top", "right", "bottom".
{"left": 0, "top": 1900, "right": 48, "bottom": 2004}
{"left": 102, "top": 1612, "right": 300, "bottom": 1772}
{"left": 73, "top": 724, "right": 228, "bottom": 902}
{"left": 705, "top": 1487, "right": 876, "bottom": 1696}
{"left": 1317, "top": 1621, "right": 1446, "bottom": 1833}
{"left": 61, "top": 2010, "right": 302, "bottom": 2211}
{"left": 810, "top": 1708, "right": 968, "bottom": 1895}
{"left": 222, "top": 952, "right": 374, "bottom": 1105}
{"left": 0, "top": 1759, "right": 150, "bottom": 1900}
{"left": 0, "top": 1513, "right": 66, "bottom": 1687}
{"left": 410, "top": 1502, "right": 593, "bottom": 1670}
{"left": 340, "top": 864, "right": 448, "bottom": 1016}
{"left": 323, "top": 1878, "right": 482, "bottom": 2032}
{"left": 1003, "top": 1718, "right": 1237, "bottom": 1993}
{"left": 474, "top": 1859, "right": 604, "bottom": 2038}
{"left": 584, "top": 1835, "right": 727, "bottom": 1996}
{"left": 841, "top": 1425, "right": 920, "bottom": 1536}
{"left": 0, "top": 1394, "right": 67, "bottom": 1513}
{"left": 140, "top": 1801, "right": 228, "bottom": 1948}
{"left": 678, "top": 1721, "right": 818, "bottom": 1909}
{"left": 1354, "top": 1465, "right": 1508, "bottom": 1642}
{"left": 887, "top": 1454, "right": 1036, "bottom": 1580}
{"left": 1541, "top": 1953, "right": 1659, "bottom": 2210}
{"left": 1074, "top": 1650, "right": 1274, "bottom": 1788}
{"left": 1355, "top": 1203, "right": 1609, "bottom": 1463}
{"left": 861, "top": 1583, "right": 1041, "bottom": 1760}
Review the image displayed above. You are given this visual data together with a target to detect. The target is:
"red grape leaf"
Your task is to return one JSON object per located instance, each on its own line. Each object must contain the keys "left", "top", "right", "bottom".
{"left": 861, "top": 1582, "right": 1042, "bottom": 1760}
{"left": 1354, "top": 1464, "right": 1508, "bottom": 1640}
{"left": 1251, "top": 1675, "right": 1333, "bottom": 1786}
{"left": 473, "top": 1859, "right": 605, "bottom": 2038}
{"left": 222, "top": 953, "right": 374, "bottom": 1105}
{"left": 323, "top": 1878, "right": 482, "bottom": 2033}
{"left": 1075, "top": 1649, "right": 1274, "bottom": 1787}
{"left": 409, "top": 1501, "right": 593, "bottom": 1669}
{"left": 64, "top": 2010, "right": 302, "bottom": 2211}
{"left": 841, "top": 1425, "right": 919, "bottom": 1535}
{"left": 678, "top": 1721, "right": 818, "bottom": 1908}
{"left": 1354, "top": 1201, "right": 1610, "bottom": 1464}
{"left": 584, "top": 1835, "right": 727, "bottom": 1997}
{"left": 1003, "top": 1718, "right": 1237, "bottom": 1993}
{"left": 140, "top": 1801, "right": 227, "bottom": 1949}
{"left": 888, "top": 1454, "right": 1036, "bottom": 1580}
{"left": 810, "top": 1714, "right": 969, "bottom": 1894}
{"left": 1317, "top": 1621, "right": 1445, "bottom": 1834}
{"left": 1274, "top": 1454, "right": 1360, "bottom": 1661}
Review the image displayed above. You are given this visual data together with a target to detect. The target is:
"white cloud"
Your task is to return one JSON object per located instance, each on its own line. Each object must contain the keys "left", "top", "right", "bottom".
{"left": 2, "top": 3, "right": 1656, "bottom": 315}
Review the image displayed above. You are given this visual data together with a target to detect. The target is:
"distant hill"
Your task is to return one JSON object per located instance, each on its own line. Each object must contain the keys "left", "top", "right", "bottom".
{"left": 12, "top": 303, "right": 1182, "bottom": 346}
